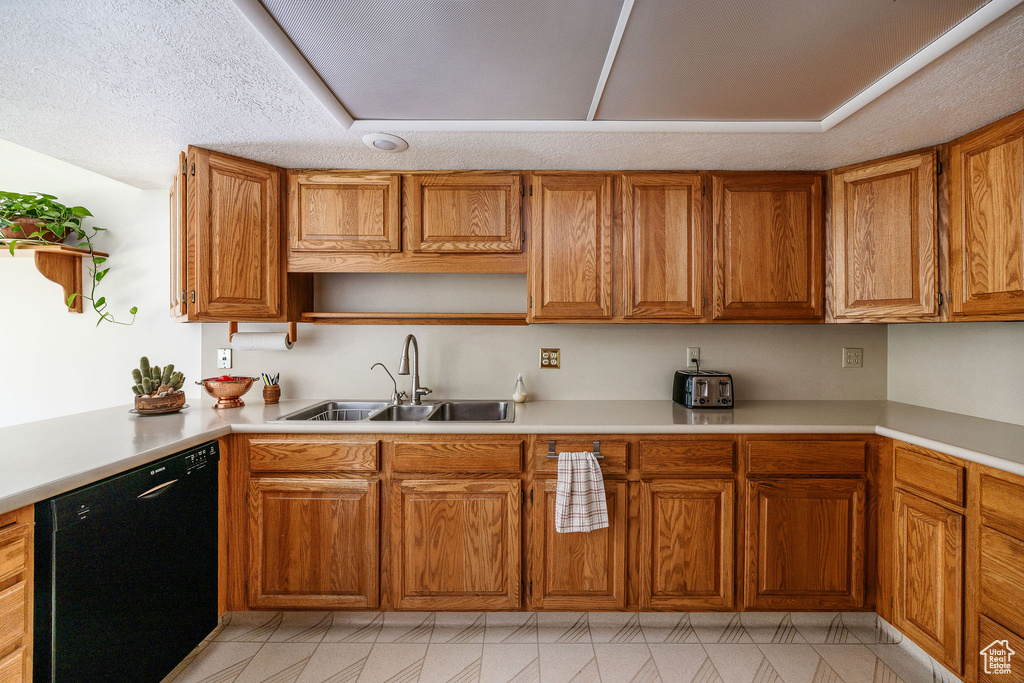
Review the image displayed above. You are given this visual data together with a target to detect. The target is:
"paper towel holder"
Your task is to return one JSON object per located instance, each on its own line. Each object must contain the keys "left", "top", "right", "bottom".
{"left": 228, "top": 321, "right": 298, "bottom": 345}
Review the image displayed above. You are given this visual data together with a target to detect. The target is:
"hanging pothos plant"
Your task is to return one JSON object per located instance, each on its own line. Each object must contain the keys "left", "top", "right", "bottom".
{"left": 0, "top": 191, "right": 137, "bottom": 326}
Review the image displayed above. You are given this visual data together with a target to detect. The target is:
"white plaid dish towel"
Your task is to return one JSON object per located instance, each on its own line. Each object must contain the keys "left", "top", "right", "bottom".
{"left": 555, "top": 451, "right": 609, "bottom": 533}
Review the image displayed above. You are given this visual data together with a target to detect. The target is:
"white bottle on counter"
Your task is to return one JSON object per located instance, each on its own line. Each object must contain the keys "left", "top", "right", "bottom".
{"left": 512, "top": 373, "right": 528, "bottom": 403}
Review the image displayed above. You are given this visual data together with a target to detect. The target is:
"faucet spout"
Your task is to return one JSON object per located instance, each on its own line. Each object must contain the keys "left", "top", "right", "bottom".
{"left": 398, "top": 334, "right": 431, "bottom": 404}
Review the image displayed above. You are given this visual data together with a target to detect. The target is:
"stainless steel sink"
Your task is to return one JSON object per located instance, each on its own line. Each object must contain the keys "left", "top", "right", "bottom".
{"left": 275, "top": 401, "right": 388, "bottom": 422}
{"left": 366, "top": 404, "right": 437, "bottom": 421}
{"left": 427, "top": 401, "right": 512, "bottom": 422}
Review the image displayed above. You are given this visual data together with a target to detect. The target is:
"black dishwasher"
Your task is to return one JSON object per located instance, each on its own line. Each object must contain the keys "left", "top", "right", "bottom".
{"left": 35, "top": 441, "right": 219, "bottom": 683}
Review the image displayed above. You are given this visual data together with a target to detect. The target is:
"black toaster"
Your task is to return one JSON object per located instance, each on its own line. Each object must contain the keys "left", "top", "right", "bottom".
{"left": 673, "top": 370, "right": 734, "bottom": 408}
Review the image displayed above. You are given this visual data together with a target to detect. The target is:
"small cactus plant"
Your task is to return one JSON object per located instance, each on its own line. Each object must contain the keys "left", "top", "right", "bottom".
{"left": 132, "top": 357, "right": 185, "bottom": 398}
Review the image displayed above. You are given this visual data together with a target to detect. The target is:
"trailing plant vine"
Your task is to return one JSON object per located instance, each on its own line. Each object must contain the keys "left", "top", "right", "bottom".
{"left": 0, "top": 191, "right": 137, "bottom": 326}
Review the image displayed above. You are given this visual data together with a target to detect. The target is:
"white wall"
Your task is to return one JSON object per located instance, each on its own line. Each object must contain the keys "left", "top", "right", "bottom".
{"left": 888, "top": 322, "right": 1024, "bottom": 427}
{"left": 0, "top": 140, "right": 201, "bottom": 427}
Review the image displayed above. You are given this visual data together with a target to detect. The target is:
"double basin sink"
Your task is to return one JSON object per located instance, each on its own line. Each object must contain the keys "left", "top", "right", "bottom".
{"left": 275, "top": 399, "right": 514, "bottom": 423}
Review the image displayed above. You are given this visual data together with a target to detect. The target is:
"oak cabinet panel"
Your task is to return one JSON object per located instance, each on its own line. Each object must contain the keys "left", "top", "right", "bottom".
{"left": 531, "top": 479, "right": 627, "bottom": 610}
{"left": 247, "top": 438, "right": 380, "bottom": 473}
{"left": 0, "top": 646, "right": 26, "bottom": 683}
{"left": 0, "top": 507, "right": 31, "bottom": 678}
{"left": 188, "top": 147, "right": 285, "bottom": 320}
{"left": 621, "top": 172, "right": 705, "bottom": 320}
{"left": 978, "top": 614, "right": 1024, "bottom": 682}
{"left": 0, "top": 582, "right": 26, "bottom": 656}
{"left": 830, "top": 151, "right": 938, "bottom": 320}
{"left": 745, "top": 478, "right": 865, "bottom": 609}
{"left": 638, "top": 438, "right": 735, "bottom": 477}
{"left": 288, "top": 171, "right": 401, "bottom": 253}
{"left": 170, "top": 150, "right": 188, "bottom": 319}
{"left": 406, "top": 173, "right": 522, "bottom": 253}
{"left": 248, "top": 478, "right": 379, "bottom": 609}
{"left": 391, "top": 480, "right": 520, "bottom": 610}
{"left": 894, "top": 445, "right": 964, "bottom": 508}
{"left": 950, "top": 110, "right": 1024, "bottom": 320}
{"left": 639, "top": 480, "right": 734, "bottom": 609}
{"left": 745, "top": 439, "right": 866, "bottom": 476}
{"left": 894, "top": 490, "right": 963, "bottom": 673}
{"left": 528, "top": 173, "right": 614, "bottom": 321}
{"left": 980, "top": 526, "right": 1024, "bottom": 647}
{"left": 712, "top": 173, "right": 824, "bottom": 321}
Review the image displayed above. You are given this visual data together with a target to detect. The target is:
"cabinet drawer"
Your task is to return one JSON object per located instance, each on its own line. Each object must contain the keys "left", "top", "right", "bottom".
{"left": 639, "top": 439, "right": 735, "bottom": 476}
{"left": 981, "top": 473, "right": 1024, "bottom": 541}
{"left": 895, "top": 446, "right": 964, "bottom": 507}
{"left": 0, "top": 580, "right": 26, "bottom": 655}
{"left": 393, "top": 440, "right": 522, "bottom": 473}
{"left": 980, "top": 527, "right": 1024, "bottom": 640}
{"left": 978, "top": 614, "right": 1024, "bottom": 681}
{"left": 533, "top": 439, "right": 627, "bottom": 477}
{"left": 249, "top": 438, "right": 379, "bottom": 472}
{"left": 0, "top": 646, "right": 26, "bottom": 683}
{"left": 0, "top": 524, "right": 28, "bottom": 583}
{"left": 745, "top": 440, "right": 866, "bottom": 475}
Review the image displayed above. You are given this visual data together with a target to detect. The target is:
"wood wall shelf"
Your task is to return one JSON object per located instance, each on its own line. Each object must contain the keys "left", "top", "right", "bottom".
{"left": 301, "top": 312, "right": 527, "bottom": 326}
{"left": 1, "top": 243, "right": 107, "bottom": 313}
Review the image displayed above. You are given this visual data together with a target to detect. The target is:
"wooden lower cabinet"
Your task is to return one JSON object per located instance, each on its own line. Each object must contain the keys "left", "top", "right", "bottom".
{"left": 0, "top": 507, "right": 31, "bottom": 683}
{"left": 248, "top": 477, "right": 379, "bottom": 609}
{"left": 639, "top": 480, "right": 734, "bottom": 609}
{"left": 894, "top": 490, "right": 963, "bottom": 673}
{"left": 745, "top": 478, "right": 865, "bottom": 610}
{"left": 0, "top": 646, "right": 26, "bottom": 683}
{"left": 390, "top": 479, "right": 521, "bottom": 610}
{"left": 531, "top": 479, "right": 627, "bottom": 610}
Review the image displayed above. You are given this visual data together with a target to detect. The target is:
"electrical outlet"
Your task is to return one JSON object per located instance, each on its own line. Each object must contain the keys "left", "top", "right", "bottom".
{"left": 217, "top": 348, "right": 233, "bottom": 369}
{"left": 842, "top": 347, "right": 863, "bottom": 368}
{"left": 539, "top": 348, "right": 560, "bottom": 369}
{"left": 687, "top": 347, "right": 700, "bottom": 368}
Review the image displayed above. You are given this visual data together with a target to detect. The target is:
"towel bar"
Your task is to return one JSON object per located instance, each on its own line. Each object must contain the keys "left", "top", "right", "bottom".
{"left": 547, "top": 440, "right": 603, "bottom": 459}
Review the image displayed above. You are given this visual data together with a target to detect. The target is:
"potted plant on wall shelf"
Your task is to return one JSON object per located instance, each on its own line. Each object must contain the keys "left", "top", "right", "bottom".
{"left": 0, "top": 191, "right": 137, "bottom": 325}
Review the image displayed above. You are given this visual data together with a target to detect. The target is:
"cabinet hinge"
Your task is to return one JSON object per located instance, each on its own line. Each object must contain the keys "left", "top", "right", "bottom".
{"left": 948, "top": 290, "right": 953, "bottom": 303}
{"left": 529, "top": 580, "right": 533, "bottom": 597}
{"left": 529, "top": 296, "right": 533, "bottom": 309}
{"left": 521, "top": 184, "right": 525, "bottom": 197}
{"left": 702, "top": 185, "right": 706, "bottom": 197}
{"left": 530, "top": 488, "right": 534, "bottom": 504}
{"left": 521, "top": 489, "right": 525, "bottom": 506}
{"left": 529, "top": 184, "right": 533, "bottom": 197}
{"left": 191, "top": 290, "right": 196, "bottom": 303}
{"left": 190, "top": 162, "right": 195, "bottom": 177}
{"left": 938, "top": 290, "right": 944, "bottom": 306}
{"left": 937, "top": 161, "right": 943, "bottom": 175}
{"left": 181, "top": 160, "right": 187, "bottom": 175}
{"left": 522, "top": 227, "right": 526, "bottom": 246}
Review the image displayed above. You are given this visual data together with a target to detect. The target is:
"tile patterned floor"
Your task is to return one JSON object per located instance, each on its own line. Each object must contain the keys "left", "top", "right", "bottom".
{"left": 164, "top": 611, "right": 956, "bottom": 683}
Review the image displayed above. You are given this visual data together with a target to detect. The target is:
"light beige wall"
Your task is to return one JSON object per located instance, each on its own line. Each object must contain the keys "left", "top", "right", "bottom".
{"left": 201, "top": 315, "right": 888, "bottom": 402}
{"left": 0, "top": 140, "right": 201, "bottom": 427}
{"left": 887, "top": 322, "right": 1024, "bottom": 426}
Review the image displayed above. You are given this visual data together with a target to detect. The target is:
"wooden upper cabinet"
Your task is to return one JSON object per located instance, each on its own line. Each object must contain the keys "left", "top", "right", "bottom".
{"left": 405, "top": 173, "right": 522, "bottom": 253}
{"left": 950, "top": 109, "right": 1024, "bottom": 320}
{"left": 169, "top": 151, "right": 187, "bottom": 319}
{"left": 390, "top": 479, "right": 520, "bottom": 610}
{"left": 289, "top": 171, "right": 401, "bottom": 253}
{"left": 621, "top": 172, "right": 705, "bottom": 320}
{"left": 639, "top": 480, "right": 734, "bottom": 610}
{"left": 745, "top": 478, "right": 865, "bottom": 610}
{"left": 186, "top": 146, "right": 285, "bottom": 320}
{"left": 712, "top": 173, "right": 824, "bottom": 321}
{"left": 528, "top": 173, "right": 614, "bottom": 321}
{"left": 247, "top": 477, "right": 379, "bottom": 609}
{"left": 830, "top": 151, "right": 938, "bottom": 321}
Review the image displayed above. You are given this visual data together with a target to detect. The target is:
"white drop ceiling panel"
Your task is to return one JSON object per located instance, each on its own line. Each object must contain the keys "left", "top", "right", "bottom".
{"left": 259, "top": 0, "right": 626, "bottom": 120}
{"left": 597, "top": 0, "right": 992, "bottom": 121}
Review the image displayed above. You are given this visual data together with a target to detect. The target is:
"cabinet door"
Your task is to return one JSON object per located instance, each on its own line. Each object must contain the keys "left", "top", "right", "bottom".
{"left": 531, "top": 479, "right": 627, "bottom": 610}
{"left": 528, "top": 173, "right": 613, "bottom": 320}
{"left": 0, "top": 646, "right": 26, "bottom": 683}
{"left": 406, "top": 173, "right": 522, "bottom": 253}
{"left": 830, "top": 151, "right": 938, "bottom": 320}
{"left": 391, "top": 480, "right": 520, "bottom": 610}
{"left": 713, "top": 173, "right": 824, "bottom": 321}
{"left": 289, "top": 171, "right": 401, "bottom": 252}
{"left": 169, "top": 150, "right": 187, "bottom": 318}
{"left": 248, "top": 478, "right": 379, "bottom": 609}
{"left": 894, "top": 490, "right": 963, "bottom": 673}
{"left": 621, "top": 172, "right": 705, "bottom": 320}
{"left": 639, "top": 480, "right": 733, "bottom": 609}
{"left": 745, "top": 478, "right": 865, "bottom": 610}
{"left": 187, "top": 146, "right": 283, "bottom": 320}
{"left": 950, "top": 112, "right": 1024, "bottom": 320}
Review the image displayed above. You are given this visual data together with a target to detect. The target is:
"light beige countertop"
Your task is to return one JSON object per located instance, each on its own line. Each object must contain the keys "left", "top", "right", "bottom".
{"left": 2, "top": 398, "right": 1022, "bottom": 514}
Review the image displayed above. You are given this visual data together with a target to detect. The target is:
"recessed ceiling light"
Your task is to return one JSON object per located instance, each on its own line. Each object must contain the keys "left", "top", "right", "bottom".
{"left": 362, "top": 133, "right": 408, "bottom": 152}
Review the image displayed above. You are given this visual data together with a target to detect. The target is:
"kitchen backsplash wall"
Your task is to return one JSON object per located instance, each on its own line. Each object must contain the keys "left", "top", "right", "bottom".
{"left": 888, "top": 322, "right": 1024, "bottom": 427}
{"left": 0, "top": 140, "right": 201, "bottom": 428}
{"left": 201, "top": 315, "right": 887, "bottom": 402}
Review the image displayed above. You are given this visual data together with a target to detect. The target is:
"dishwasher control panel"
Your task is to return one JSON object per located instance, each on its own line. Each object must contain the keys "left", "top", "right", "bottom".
{"left": 185, "top": 443, "right": 216, "bottom": 474}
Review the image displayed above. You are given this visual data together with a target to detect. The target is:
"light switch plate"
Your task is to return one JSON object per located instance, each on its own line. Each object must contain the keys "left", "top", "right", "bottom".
{"left": 540, "top": 348, "right": 560, "bottom": 369}
{"left": 842, "top": 347, "right": 863, "bottom": 368}
{"left": 217, "top": 348, "right": 233, "bottom": 369}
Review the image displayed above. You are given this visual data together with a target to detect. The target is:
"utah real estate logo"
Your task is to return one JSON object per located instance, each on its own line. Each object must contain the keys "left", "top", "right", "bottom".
{"left": 981, "top": 639, "right": 1015, "bottom": 675}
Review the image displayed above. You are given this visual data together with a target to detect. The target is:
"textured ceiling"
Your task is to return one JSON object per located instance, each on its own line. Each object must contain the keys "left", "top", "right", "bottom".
{"left": 259, "top": 0, "right": 625, "bottom": 120}
{"left": 598, "top": 0, "right": 989, "bottom": 121}
{"left": 0, "top": 0, "right": 1022, "bottom": 188}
